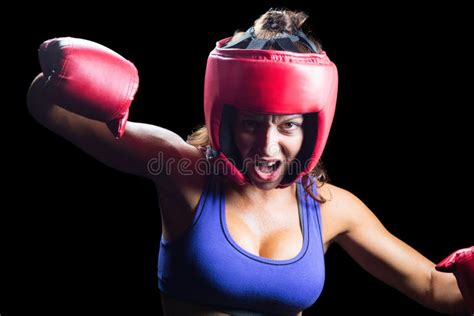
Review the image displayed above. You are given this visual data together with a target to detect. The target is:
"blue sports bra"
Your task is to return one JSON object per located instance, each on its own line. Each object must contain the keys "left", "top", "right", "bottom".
{"left": 158, "top": 174, "right": 325, "bottom": 315}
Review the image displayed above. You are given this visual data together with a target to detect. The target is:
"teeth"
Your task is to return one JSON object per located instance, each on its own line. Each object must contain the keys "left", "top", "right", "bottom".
{"left": 257, "top": 161, "right": 277, "bottom": 167}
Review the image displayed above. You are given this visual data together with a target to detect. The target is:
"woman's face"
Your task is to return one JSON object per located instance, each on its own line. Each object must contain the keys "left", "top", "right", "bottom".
{"left": 232, "top": 110, "right": 304, "bottom": 190}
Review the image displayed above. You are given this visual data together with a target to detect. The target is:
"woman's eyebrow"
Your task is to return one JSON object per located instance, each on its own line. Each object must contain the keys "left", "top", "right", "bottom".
{"left": 278, "top": 114, "right": 303, "bottom": 121}
{"left": 238, "top": 113, "right": 303, "bottom": 121}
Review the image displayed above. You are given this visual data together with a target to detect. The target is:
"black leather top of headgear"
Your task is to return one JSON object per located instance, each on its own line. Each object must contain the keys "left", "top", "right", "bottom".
{"left": 223, "top": 27, "right": 320, "bottom": 53}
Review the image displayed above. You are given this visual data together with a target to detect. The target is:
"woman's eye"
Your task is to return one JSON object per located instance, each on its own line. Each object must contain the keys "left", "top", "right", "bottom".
{"left": 281, "top": 122, "right": 301, "bottom": 131}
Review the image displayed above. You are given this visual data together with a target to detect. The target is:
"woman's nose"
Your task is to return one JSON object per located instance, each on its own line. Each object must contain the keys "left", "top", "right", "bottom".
{"left": 256, "top": 126, "right": 281, "bottom": 157}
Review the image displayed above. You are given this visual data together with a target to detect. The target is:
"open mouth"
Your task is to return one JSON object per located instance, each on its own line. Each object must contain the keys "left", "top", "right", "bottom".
{"left": 253, "top": 159, "right": 283, "bottom": 181}
{"left": 255, "top": 160, "right": 281, "bottom": 173}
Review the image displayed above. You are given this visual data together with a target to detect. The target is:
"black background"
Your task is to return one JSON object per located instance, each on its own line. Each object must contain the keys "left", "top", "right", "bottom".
{"left": 3, "top": 1, "right": 472, "bottom": 315}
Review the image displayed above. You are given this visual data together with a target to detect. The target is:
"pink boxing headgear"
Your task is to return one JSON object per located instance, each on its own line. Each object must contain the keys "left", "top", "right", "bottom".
{"left": 204, "top": 28, "right": 338, "bottom": 187}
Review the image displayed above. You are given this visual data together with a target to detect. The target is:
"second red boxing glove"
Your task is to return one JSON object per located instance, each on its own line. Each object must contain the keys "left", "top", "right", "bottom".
{"left": 436, "top": 246, "right": 474, "bottom": 313}
{"left": 38, "top": 37, "right": 139, "bottom": 138}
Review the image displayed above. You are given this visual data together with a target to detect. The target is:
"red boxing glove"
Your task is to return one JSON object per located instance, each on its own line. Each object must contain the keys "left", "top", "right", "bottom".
{"left": 38, "top": 37, "right": 139, "bottom": 138}
{"left": 436, "top": 246, "right": 474, "bottom": 312}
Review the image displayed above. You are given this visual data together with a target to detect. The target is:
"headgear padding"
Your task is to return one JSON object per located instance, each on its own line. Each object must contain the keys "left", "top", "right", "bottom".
{"left": 204, "top": 37, "right": 338, "bottom": 187}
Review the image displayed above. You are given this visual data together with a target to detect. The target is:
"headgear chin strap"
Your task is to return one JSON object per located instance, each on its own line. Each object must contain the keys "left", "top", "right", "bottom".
{"left": 204, "top": 35, "right": 338, "bottom": 188}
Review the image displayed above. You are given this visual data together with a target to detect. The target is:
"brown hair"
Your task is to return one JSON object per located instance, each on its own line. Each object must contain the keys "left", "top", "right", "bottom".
{"left": 230, "top": 8, "right": 322, "bottom": 53}
{"left": 186, "top": 125, "right": 329, "bottom": 203}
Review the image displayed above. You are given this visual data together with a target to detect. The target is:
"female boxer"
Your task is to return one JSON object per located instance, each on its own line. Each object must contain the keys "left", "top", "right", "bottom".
{"left": 27, "top": 8, "right": 472, "bottom": 316}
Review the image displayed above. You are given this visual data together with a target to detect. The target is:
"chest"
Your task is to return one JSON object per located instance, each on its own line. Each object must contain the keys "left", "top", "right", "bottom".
{"left": 224, "top": 197, "right": 304, "bottom": 260}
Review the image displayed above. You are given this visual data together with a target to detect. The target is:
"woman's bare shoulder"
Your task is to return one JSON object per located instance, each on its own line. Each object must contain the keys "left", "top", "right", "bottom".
{"left": 317, "top": 181, "right": 358, "bottom": 205}
{"left": 151, "top": 143, "right": 211, "bottom": 212}
{"left": 317, "top": 181, "right": 371, "bottom": 241}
